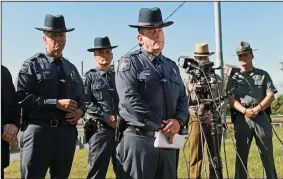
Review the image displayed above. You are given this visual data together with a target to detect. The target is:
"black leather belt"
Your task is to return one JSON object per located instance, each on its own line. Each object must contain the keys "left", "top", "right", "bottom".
{"left": 125, "top": 126, "right": 157, "bottom": 137}
{"left": 29, "top": 119, "right": 72, "bottom": 128}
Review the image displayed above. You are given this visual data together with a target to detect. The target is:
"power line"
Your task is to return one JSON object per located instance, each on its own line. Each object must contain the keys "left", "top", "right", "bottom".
{"left": 126, "top": 1, "right": 186, "bottom": 54}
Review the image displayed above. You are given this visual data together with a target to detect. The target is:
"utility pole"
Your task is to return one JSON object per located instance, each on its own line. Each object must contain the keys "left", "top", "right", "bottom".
{"left": 214, "top": 1, "right": 224, "bottom": 79}
{"left": 81, "top": 61, "right": 84, "bottom": 76}
{"left": 280, "top": 62, "right": 283, "bottom": 71}
{"left": 213, "top": 2, "right": 224, "bottom": 179}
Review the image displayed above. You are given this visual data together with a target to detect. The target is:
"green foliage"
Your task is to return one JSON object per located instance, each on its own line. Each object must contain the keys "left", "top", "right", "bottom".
{"left": 271, "top": 94, "right": 283, "bottom": 115}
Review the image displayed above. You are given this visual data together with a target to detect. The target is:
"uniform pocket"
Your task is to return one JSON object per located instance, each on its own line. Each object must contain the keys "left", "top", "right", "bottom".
{"left": 92, "top": 82, "right": 106, "bottom": 100}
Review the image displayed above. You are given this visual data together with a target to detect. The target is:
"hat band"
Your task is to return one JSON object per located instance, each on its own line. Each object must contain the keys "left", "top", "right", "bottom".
{"left": 194, "top": 52, "right": 211, "bottom": 55}
{"left": 44, "top": 26, "right": 67, "bottom": 31}
{"left": 138, "top": 21, "right": 164, "bottom": 26}
{"left": 237, "top": 48, "right": 253, "bottom": 54}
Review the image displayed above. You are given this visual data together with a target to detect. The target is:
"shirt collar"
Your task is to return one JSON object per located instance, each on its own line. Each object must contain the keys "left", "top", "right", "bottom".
{"left": 141, "top": 48, "right": 164, "bottom": 64}
{"left": 44, "top": 49, "right": 62, "bottom": 64}
{"left": 96, "top": 66, "right": 110, "bottom": 76}
{"left": 241, "top": 66, "right": 256, "bottom": 76}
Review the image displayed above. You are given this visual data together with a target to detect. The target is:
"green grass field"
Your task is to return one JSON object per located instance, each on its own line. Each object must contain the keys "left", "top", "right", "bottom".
{"left": 4, "top": 127, "right": 283, "bottom": 179}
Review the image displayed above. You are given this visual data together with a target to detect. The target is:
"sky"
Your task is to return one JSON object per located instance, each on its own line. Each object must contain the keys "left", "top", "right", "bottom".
{"left": 2, "top": 1, "right": 283, "bottom": 94}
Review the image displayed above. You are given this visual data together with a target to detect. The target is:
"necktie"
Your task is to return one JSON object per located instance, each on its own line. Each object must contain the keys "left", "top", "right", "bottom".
{"left": 104, "top": 72, "right": 118, "bottom": 114}
{"left": 153, "top": 57, "right": 174, "bottom": 119}
{"left": 54, "top": 58, "right": 67, "bottom": 99}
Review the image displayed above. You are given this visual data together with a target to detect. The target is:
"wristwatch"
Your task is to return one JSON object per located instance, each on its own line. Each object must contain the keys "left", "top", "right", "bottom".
{"left": 176, "top": 118, "right": 184, "bottom": 128}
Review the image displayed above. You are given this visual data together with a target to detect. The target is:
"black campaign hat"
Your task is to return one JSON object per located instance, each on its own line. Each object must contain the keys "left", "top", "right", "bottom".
{"left": 234, "top": 41, "right": 258, "bottom": 56}
{"left": 87, "top": 36, "right": 118, "bottom": 52}
{"left": 35, "top": 14, "right": 74, "bottom": 32}
{"left": 129, "top": 7, "right": 174, "bottom": 28}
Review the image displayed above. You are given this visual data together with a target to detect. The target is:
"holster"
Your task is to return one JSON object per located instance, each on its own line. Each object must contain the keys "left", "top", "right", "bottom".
{"left": 83, "top": 118, "right": 97, "bottom": 143}
{"left": 115, "top": 115, "right": 127, "bottom": 144}
{"left": 230, "top": 107, "right": 237, "bottom": 123}
{"left": 20, "top": 108, "right": 29, "bottom": 131}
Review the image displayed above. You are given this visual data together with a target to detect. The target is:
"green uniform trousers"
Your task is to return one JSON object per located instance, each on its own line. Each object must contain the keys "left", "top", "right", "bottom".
{"left": 234, "top": 112, "right": 277, "bottom": 179}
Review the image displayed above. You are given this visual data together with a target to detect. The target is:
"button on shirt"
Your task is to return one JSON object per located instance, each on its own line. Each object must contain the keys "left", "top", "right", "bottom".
{"left": 84, "top": 67, "right": 119, "bottom": 124}
{"left": 16, "top": 50, "right": 86, "bottom": 120}
{"left": 226, "top": 67, "right": 277, "bottom": 106}
{"left": 115, "top": 48, "right": 188, "bottom": 130}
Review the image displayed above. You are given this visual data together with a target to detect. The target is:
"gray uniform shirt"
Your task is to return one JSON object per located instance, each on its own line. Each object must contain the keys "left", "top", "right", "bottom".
{"left": 16, "top": 51, "right": 86, "bottom": 120}
{"left": 84, "top": 67, "right": 119, "bottom": 124}
{"left": 115, "top": 48, "right": 188, "bottom": 131}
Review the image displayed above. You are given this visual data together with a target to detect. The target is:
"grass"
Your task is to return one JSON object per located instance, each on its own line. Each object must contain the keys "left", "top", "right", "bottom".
{"left": 4, "top": 127, "right": 283, "bottom": 179}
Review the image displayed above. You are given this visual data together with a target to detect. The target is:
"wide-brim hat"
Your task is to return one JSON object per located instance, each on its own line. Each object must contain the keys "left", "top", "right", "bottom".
{"left": 35, "top": 14, "right": 75, "bottom": 32}
{"left": 234, "top": 41, "right": 258, "bottom": 56}
{"left": 87, "top": 36, "right": 118, "bottom": 52}
{"left": 129, "top": 7, "right": 174, "bottom": 28}
{"left": 190, "top": 43, "right": 215, "bottom": 57}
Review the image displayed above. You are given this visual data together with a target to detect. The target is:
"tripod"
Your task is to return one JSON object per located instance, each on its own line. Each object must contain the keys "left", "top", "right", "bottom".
{"left": 196, "top": 91, "right": 224, "bottom": 179}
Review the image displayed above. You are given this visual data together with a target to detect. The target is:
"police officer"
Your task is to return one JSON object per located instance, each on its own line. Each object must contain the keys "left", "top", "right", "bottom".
{"left": 1, "top": 65, "right": 21, "bottom": 179}
{"left": 226, "top": 41, "right": 278, "bottom": 179}
{"left": 16, "top": 14, "right": 86, "bottom": 179}
{"left": 115, "top": 7, "right": 188, "bottom": 179}
{"left": 184, "top": 43, "right": 226, "bottom": 179}
{"left": 84, "top": 36, "right": 119, "bottom": 179}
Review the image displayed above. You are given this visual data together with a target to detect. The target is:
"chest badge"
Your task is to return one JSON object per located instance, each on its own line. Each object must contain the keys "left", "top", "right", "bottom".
{"left": 255, "top": 75, "right": 262, "bottom": 81}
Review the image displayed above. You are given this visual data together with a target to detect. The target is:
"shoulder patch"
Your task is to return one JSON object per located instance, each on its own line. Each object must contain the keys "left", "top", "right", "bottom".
{"left": 118, "top": 58, "right": 131, "bottom": 72}
{"left": 19, "top": 62, "right": 29, "bottom": 74}
{"left": 170, "top": 68, "right": 177, "bottom": 76}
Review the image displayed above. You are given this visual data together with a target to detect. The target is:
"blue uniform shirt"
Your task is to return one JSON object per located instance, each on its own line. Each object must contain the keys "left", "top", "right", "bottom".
{"left": 84, "top": 67, "right": 119, "bottom": 124}
{"left": 115, "top": 48, "right": 188, "bottom": 130}
{"left": 16, "top": 50, "right": 86, "bottom": 120}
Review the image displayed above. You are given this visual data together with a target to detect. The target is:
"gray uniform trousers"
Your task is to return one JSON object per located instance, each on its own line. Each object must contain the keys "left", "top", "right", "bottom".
{"left": 87, "top": 127, "right": 116, "bottom": 179}
{"left": 20, "top": 120, "right": 78, "bottom": 179}
{"left": 234, "top": 113, "right": 277, "bottom": 179}
{"left": 115, "top": 131, "right": 176, "bottom": 179}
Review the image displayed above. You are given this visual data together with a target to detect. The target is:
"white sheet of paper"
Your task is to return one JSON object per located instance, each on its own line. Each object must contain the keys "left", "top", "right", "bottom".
{"left": 154, "top": 131, "right": 186, "bottom": 149}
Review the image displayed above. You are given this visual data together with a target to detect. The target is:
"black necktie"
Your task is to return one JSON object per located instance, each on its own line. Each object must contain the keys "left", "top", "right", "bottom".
{"left": 104, "top": 72, "right": 118, "bottom": 114}
{"left": 54, "top": 58, "right": 66, "bottom": 99}
{"left": 105, "top": 72, "right": 114, "bottom": 91}
{"left": 153, "top": 57, "right": 174, "bottom": 119}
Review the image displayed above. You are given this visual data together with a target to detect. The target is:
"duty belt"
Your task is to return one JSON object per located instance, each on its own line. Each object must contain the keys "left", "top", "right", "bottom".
{"left": 125, "top": 126, "right": 157, "bottom": 137}
{"left": 94, "top": 120, "right": 113, "bottom": 130}
{"left": 28, "top": 118, "right": 71, "bottom": 128}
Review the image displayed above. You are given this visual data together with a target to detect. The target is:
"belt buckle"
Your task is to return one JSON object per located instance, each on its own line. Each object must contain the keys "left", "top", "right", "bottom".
{"left": 50, "top": 120, "right": 58, "bottom": 127}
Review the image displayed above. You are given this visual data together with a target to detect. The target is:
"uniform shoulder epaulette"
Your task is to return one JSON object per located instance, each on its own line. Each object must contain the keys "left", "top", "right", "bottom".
{"left": 62, "top": 56, "right": 70, "bottom": 62}
{"left": 254, "top": 67, "right": 266, "bottom": 74}
{"left": 19, "top": 53, "right": 43, "bottom": 73}
{"left": 130, "top": 49, "right": 142, "bottom": 56}
{"left": 118, "top": 49, "right": 143, "bottom": 72}
{"left": 85, "top": 68, "right": 97, "bottom": 76}
{"left": 25, "top": 53, "right": 43, "bottom": 63}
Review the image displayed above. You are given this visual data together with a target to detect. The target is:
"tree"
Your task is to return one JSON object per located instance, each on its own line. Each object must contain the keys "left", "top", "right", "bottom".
{"left": 271, "top": 94, "right": 283, "bottom": 115}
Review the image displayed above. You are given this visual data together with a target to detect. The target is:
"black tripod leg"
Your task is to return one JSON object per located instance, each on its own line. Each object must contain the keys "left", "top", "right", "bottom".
{"left": 211, "top": 117, "right": 223, "bottom": 179}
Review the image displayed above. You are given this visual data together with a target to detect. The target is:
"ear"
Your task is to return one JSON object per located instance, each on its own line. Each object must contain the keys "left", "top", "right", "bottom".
{"left": 42, "top": 35, "right": 47, "bottom": 45}
{"left": 110, "top": 51, "right": 113, "bottom": 61}
{"left": 137, "top": 34, "right": 143, "bottom": 46}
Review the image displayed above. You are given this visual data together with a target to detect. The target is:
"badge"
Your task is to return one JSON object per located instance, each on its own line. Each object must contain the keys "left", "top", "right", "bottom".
{"left": 19, "top": 62, "right": 29, "bottom": 74}
{"left": 118, "top": 59, "right": 131, "bottom": 72}
{"left": 255, "top": 75, "right": 262, "bottom": 81}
